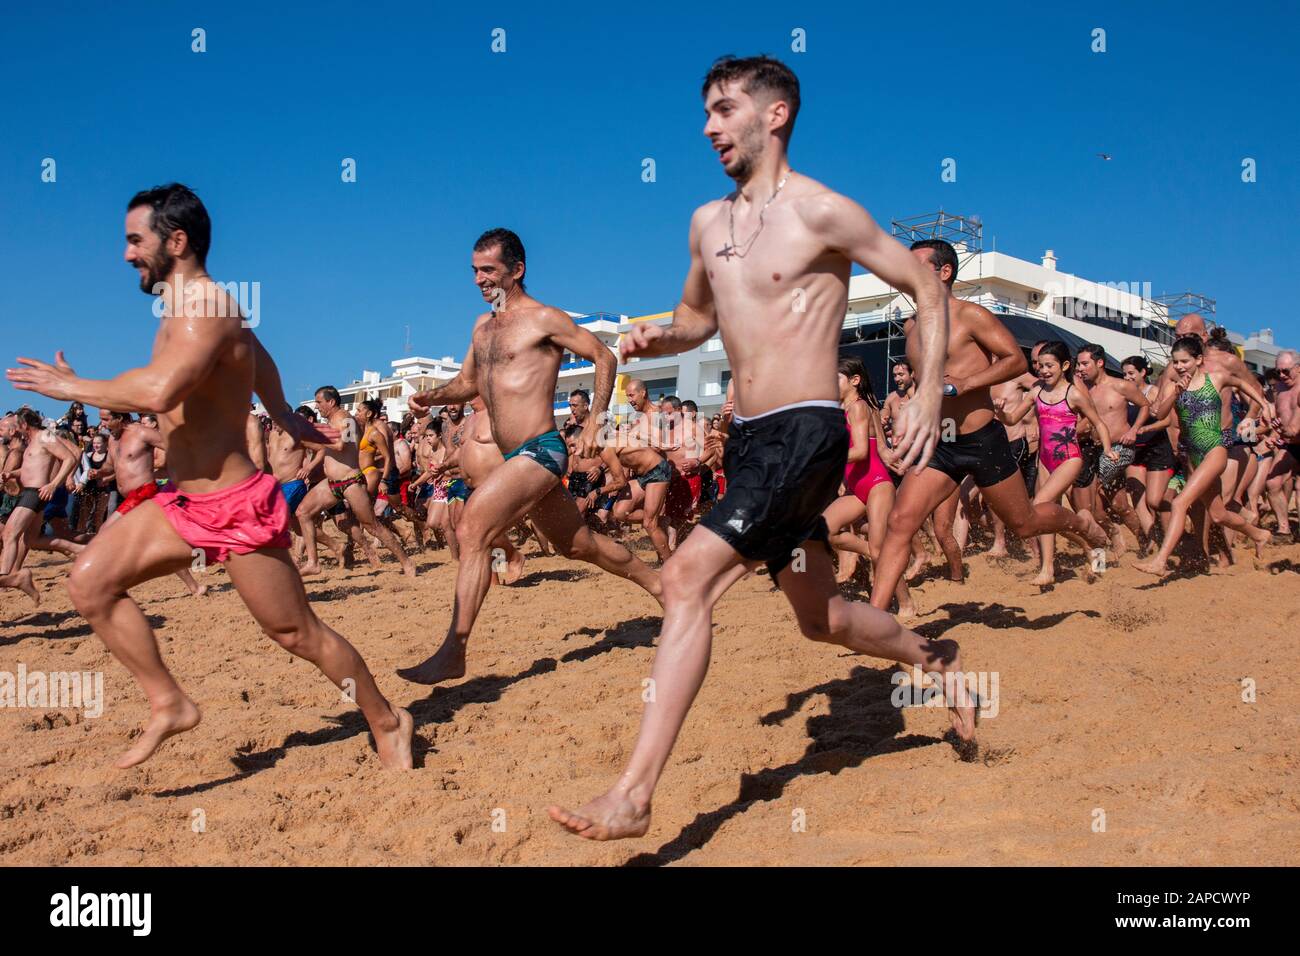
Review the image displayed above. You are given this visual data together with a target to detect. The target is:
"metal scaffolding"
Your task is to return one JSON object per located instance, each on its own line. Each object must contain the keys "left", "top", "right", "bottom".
{"left": 1141, "top": 291, "right": 1217, "bottom": 365}
{"left": 882, "top": 209, "right": 985, "bottom": 380}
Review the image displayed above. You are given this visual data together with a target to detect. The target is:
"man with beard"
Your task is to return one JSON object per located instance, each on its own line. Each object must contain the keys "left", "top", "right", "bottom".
{"left": 881, "top": 359, "right": 916, "bottom": 442}
{"left": 550, "top": 56, "right": 969, "bottom": 842}
{"left": 396, "top": 228, "right": 662, "bottom": 686}
{"left": 7, "top": 183, "right": 411, "bottom": 769}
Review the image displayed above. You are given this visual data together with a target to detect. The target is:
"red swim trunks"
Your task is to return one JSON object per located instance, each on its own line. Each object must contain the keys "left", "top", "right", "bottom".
{"left": 665, "top": 466, "right": 703, "bottom": 522}
{"left": 153, "top": 470, "right": 291, "bottom": 564}
{"left": 116, "top": 480, "right": 160, "bottom": 515}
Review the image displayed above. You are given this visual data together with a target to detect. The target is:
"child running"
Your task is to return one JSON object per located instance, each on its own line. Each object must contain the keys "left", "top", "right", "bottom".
{"left": 1001, "top": 341, "right": 1117, "bottom": 585}
{"left": 1133, "top": 335, "right": 1272, "bottom": 576}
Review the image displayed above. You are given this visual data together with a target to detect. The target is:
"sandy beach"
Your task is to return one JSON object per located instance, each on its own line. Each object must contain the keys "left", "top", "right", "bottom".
{"left": 2, "top": 533, "right": 1297, "bottom": 866}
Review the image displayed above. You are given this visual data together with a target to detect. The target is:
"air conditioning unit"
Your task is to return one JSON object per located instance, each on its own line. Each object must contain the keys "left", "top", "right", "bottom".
{"left": 1029, "top": 292, "right": 1041, "bottom": 304}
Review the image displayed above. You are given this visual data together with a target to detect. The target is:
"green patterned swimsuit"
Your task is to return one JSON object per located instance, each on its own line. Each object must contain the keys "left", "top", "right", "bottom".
{"left": 1175, "top": 374, "right": 1223, "bottom": 468}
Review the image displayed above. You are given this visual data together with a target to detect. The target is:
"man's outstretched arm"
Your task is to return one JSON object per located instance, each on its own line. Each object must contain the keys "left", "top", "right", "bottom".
{"left": 8, "top": 315, "right": 228, "bottom": 413}
{"left": 809, "top": 192, "right": 948, "bottom": 469}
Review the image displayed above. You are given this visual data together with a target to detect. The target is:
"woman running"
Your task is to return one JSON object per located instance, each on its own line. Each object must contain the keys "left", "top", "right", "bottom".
{"left": 821, "top": 358, "right": 914, "bottom": 614}
{"left": 1002, "top": 341, "right": 1116, "bottom": 585}
{"left": 1133, "top": 335, "right": 1272, "bottom": 577}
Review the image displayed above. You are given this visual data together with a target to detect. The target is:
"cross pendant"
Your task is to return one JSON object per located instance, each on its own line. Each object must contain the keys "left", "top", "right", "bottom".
{"left": 715, "top": 245, "right": 735, "bottom": 260}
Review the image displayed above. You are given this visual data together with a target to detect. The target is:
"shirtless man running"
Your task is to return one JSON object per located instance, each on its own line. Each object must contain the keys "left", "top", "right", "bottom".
{"left": 869, "top": 239, "right": 1108, "bottom": 618}
{"left": 1074, "top": 345, "right": 1150, "bottom": 556}
{"left": 396, "top": 227, "right": 662, "bottom": 685}
{"left": 0, "top": 409, "right": 81, "bottom": 605}
{"left": 7, "top": 182, "right": 411, "bottom": 768}
{"left": 294, "top": 386, "right": 415, "bottom": 578}
{"left": 609, "top": 378, "right": 675, "bottom": 561}
{"left": 550, "top": 55, "right": 974, "bottom": 841}
{"left": 881, "top": 359, "right": 916, "bottom": 441}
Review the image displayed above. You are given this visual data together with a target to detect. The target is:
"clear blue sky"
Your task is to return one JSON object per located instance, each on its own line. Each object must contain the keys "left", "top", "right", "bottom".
{"left": 3, "top": 1, "right": 1296, "bottom": 418}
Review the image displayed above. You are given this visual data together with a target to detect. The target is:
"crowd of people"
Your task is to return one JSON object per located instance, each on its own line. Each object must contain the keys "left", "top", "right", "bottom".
{"left": 3, "top": 53, "right": 1299, "bottom": 844}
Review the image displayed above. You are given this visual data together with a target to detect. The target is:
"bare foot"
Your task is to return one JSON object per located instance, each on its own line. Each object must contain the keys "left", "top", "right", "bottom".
{"left": 1131, "top": 558, "right": 1168, "bottom": 577}
{"left": 1079, "top": 511, "right": 1109, "bottom": 549}
{"left": 401, "top": 561, "right": 417, "bottom": 580}
{"left": 365, "top": 547, "right": 383, "bottom": 570}
{"left": 548, "top": 791, "right": 651, "bottom": 841}
{"left": 503, "top": 550, "right": 526, "bottom": 585}
{"left": 6, "top": 570, "right": 41, "bottom": 607}
{"left": 1110, "top": 530, "right": 1128, "bottom": 560}
{"left": 396, "top": 640, "right": 467, "bottom": 685}
{"left": 371, "top": 705, "right": 414, "bottom": 769}
{"left": 1249, "top": 526, "right": 1271, "bottom": 557}
{"left": 986, "top": 545, "right": 1008, "bottom": 559}
{"left": 191, "top": 584, "right": 208, "bottom": 597}
{"left": 904, "top": 555, "right": 929, "bottom": 580}
{"left": 115, "top": 697, "right": 202, "bottom": 769}
{"left": 1031, "top": 570, "right": 1055, "bottom": 586}
{"left": 298, "top": 562, "right": 322, "bottom": 577}
{"left": 896, "top": 602, "right": 918, "bottom": 624}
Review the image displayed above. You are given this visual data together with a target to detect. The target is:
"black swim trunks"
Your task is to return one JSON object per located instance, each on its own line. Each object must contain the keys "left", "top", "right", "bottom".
{"left": 1074, "top": 439, "right": 1101, "bottom": 488}
{"left": 636, "top": 457, "right": 673, "bottom": 488}
{"left": 927, "top": 418, "right": 1020, "bottom": 489}
{"left": 1007, "top": 436, "right": 1039, "bottom": 493}
{"left": 1133, "top": 434, "right": 1176, "bottom": 473}
{"left": 700, "top": 402, "right": 847, "bottom": 578}
{"left": 15, "top": 487, "right": 43, "bottom": 513}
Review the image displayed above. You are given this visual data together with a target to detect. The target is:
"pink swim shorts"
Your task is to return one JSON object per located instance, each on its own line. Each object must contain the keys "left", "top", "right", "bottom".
{"left": 154, "top": 469, "right": 291, "bottom": 564}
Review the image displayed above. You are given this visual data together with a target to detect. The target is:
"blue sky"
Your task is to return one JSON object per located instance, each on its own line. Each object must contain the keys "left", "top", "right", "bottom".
{"left": 3, "top": 1, "right": 1296, "bottom": 417}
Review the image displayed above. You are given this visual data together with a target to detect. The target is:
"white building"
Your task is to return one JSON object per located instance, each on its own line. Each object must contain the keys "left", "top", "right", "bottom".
{"left": 311, "top": 355, "right": 463, "bottom": 421}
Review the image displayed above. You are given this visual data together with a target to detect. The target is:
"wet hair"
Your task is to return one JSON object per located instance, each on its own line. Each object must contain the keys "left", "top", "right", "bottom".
{"left": 892, "top": 359, "right": 913, "bottom": 373}
{"left": 562, "top": 423, "right": 583, "bottom": 440}
{"left": 701, "top": 55, "right": 801, "bottom": 140}
{"left": 1207, "top": 325, "right": 1231, "bottom": 345}
{"left": 1122, "top": 355, "right": 1150, "bottom": 374}
{"left": 1038, "top": 341, "right": 1073, "bottom": 374}
{"left": 570, "top": 388, "right": 589, "bottom": 404}
{"left": 17, "top": 408, "right": 43, "bottom": 429}
{"left": 360, "top": 398, "right": 382, "bottom": 418}
{"left": 1171, "top": 334, "right": 1204, "bottom": 359}
{"left": 315, "top": 385, "right": 341, "bottom": 406}
{"left": 473, "top": 228, "right": 526, "bottom": 290}
{"left": 838, "top": 355, "right": 881, "bottom": 409}
{"left": 127, "top": 183, "right": 211, "bottom": 266}
{"left": 1078, "top": 343, "right": 1105, "bottom": 365}
{"left": 909, "top": 239, "right": 959, "bottom": 286}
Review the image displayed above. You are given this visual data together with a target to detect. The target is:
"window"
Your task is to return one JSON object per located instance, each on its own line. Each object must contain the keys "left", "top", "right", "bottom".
{"left": 720, "top": 370, "right": 732, "bottom": 388}
{"left": 642, "top": 377, "right": 677, "bottom": 398}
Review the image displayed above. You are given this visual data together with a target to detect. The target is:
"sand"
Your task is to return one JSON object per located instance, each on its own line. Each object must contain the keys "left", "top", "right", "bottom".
{"left": 2, "top": 533, "right": 1297, "bottom": 866}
